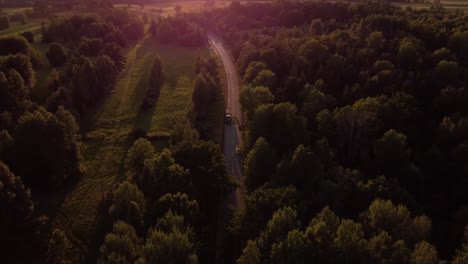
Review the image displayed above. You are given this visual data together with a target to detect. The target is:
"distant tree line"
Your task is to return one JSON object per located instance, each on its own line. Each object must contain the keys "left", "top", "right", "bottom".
{"left": 149, "top": 15, "right": 207, "bottom": 47}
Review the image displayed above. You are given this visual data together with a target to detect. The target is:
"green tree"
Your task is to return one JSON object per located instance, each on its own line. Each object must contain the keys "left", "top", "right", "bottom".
{"left": 411, "top": 241, "right": 439, "bottom": 264}
{"left": 366, "top": 31, "right": 385, "bottom": 52}
{"left": 256, "top": 207, "right": 300, "bottom": 261}
{"left": 243, "top": 61, "right": 267, "bottom": 84}
{"left": 98, "top": 221, "right": 141, "bottom": 264}
{"left": 250, "top": 102, "right": 308, "bottom": 152}
{"left": 239, "top": 85, "right": 274, "bottom": 120}
{"left": 333, "top": 219, "right": 368, "bottom": 263}
{"left": 374, "top": 129, "right": 410, "bottom": 177}
{"left": 126, "top": 138, "right": 155, "bottom": 177}
{"left": 448, "top": 30, "right": 468, "bottom": 65}
{"left": 173, "top": 140, "right": 235, "bottom": 203}
{"left": 14, "top": 107, "right": 82, "bottom": 190}
{"left": 109, "top": 181, "right": 146, "bottom": 228}
{"left": 270, "top": 229, "right": 308, "bottom": 264}
{"left": 0, "top": 53, "right": 36, "bottom": 89}
{"left": 274, "top": 145, "right": 324, "bottom": 189}
{"left": 0, "top": 161, "right": 41, "bottom": 256}
{"left": 251, "top": 70, "right": 277, "bottom": 92}
{"left": 157, "top": 193, "right": 199, "bottom": 222}
{"left": 230, "top": 186, "right": 297, "bottom": 245}
{"left": 46, "top": 43, "right": 68, "bottom": 67}
{"left": 139, "top": 212, "right": 198, "bottom": 264}
{"left": 244, "top": 137, "right": 277, "bottom": 192}
{"left": 138, "top": 149, "right": 193, "bottom": 200}
{"left": 149, "top": 55, "right": 164, "bottom": 91}
{"left": 0, "top": 16, "right": 9, "bottom": 30}
{"left": 237, "top": 240, "right": 261, "bottom": 264}
{"left": 46, "top": 229, "right": 74, "bottom": 264}
{"left": 95, "top": 55, "right": 117, "bottom": 96}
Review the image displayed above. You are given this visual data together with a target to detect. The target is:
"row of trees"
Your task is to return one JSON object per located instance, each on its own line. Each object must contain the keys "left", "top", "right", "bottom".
{"left": 149, "top": 15, "right": 207, "bottom": 47}
{"left": 141, "top": 56, "right": 164, "bottom": 110}
{"left": 191, "top": 56, "right": 222, "bottom": 140}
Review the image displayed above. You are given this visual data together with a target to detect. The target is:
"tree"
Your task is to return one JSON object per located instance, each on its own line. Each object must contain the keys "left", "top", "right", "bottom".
{"left": 0, "top": 35, "right": 31, "bottom": 56}
{"left": 7, "top": 69, "right": 30, "bottom": 112}
{"left": 14, "top": 107, "right": 82, "bottom": 190}
{"left": 250, "top": 102, "right": 308, "bottom": 153}
{"left": 173, "top": 140, "right": 235, "bottom": 204}
{"left": 20, "top": 32, "right": 34, "bottom": 44}
{"left": 448, "top": 30, "right": 468, "bottom": 65}
{"left": 78, "top": 37, "right": 104, "bottom": 57}
{"left": 411, "top": 241, "right": 439, "bottom": 264}
{"left": 46, "top": 43, "right": 68, "bottom": 67}
{"left": 0, "top": 53, "right": 36, "bottom": 89}
{"left": 95, "top": 55, "right": 117, "bottom": 96}
{"left": 0, "top": 16, "right": 9, "bottom": 30}
{"left": 366, "top": 31, "right": 385, "bottom": 52}
{"left": 270, "top": 230, "right": 308, "bottom": 264}
{"left": 237, "top": 240, "right": 261, "bottom": 264}
{"left": 191, "top": 73, "right": 217, "bottom": 121}
{"left": 157, "top": 193, "right": 199, "bottom": 222}
{"left": 230, "top": 186, "right": 297, "bottom": 245}
{"left": 374, "top": 129, "right": 410, "bottom": 177}
{"left": 333, "top": 219, "right": 368, "bottom": 263}
{"left": 46, "top": 229, "right": 74, "bottom": 264}
{"left": 101, "top": 43, "right": 126, "bottom": 70}
{"left": 251, "top": 70, "right": 277, "bottom": 92}
{"left": 244, "top": 137, "right": 277, "bottom": 192}
{"left": 243, "top": 61, "right": 267, "bottom": 84}
{"left": 109, "top": 181, "right": 146, "bottom": 228}
{"left": 274, "top": 145, "right": 324, "bottom": 190}
{"left": 98, "top": 221, "right": 141, "bottom": 264}
{"left": 239, "top": 85, "right": 274, "bottom": 120}
{"left": 126, "top": 138, "right": 155, "bottom": 176}
{"left": 149, "top": 56, "right": 164, "bottom": 91}
{"left": 256, "top": 207, "right": 300, "bottom": 261}
{"left": 142, "top": 56, "right": 164, "bottom": 109}
{"left": 139, "top": 212, "right": 198, "bottom": 264}
{"left": 136, "top": 149, "right": 193, "bottom": 200}
{"left": 0, "top": 162, "right": 41, "bottom": 256}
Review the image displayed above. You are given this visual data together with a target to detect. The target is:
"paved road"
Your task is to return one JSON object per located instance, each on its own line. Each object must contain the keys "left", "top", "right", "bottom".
{"left": 208, "top": 34, "right": 244, "bottom": 209}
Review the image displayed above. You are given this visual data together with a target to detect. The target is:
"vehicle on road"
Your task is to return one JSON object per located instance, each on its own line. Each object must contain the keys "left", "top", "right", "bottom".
{"left": 225, "top": 108, "right": 232, "bottom": 124}
{"left": 235, "top": 145, "right": 241, "bottom": 155}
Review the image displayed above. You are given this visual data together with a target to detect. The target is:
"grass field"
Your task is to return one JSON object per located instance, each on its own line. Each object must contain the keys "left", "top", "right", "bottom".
{"left": 48, "top": 35, "right": 211, "bottom": 262}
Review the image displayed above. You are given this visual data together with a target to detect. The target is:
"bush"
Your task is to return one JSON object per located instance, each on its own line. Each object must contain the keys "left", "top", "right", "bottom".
{"left": 19, "top": 13, "right": 28, "bottom": 25}
{"left": 46, "top": 43, "right": 68, "bottom": 67}
{"left": 0, "top": 36, "right": 30, "bottom": 56}
{"left": 20, "top": 32, "right": 34, "bottom": 44}
{"left": 0, "top": 16, "right": 9, "bottom": 30}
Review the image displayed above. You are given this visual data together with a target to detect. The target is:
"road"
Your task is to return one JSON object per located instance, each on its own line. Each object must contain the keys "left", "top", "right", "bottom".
{"left": 208, "top": 34, "right": 244, "bottom": 210}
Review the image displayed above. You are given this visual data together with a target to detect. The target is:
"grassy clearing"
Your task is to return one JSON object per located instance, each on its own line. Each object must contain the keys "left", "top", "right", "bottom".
{"left": 49, "top": 36, "right": 210, "bottom": 261}
{"left": 136, "top": 39, "right": 210, "bottom": 135}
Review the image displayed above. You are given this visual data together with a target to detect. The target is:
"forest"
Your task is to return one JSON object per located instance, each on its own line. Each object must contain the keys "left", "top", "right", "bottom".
{"left": 0, "top": 0, "right": 467, "bottom": 263}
